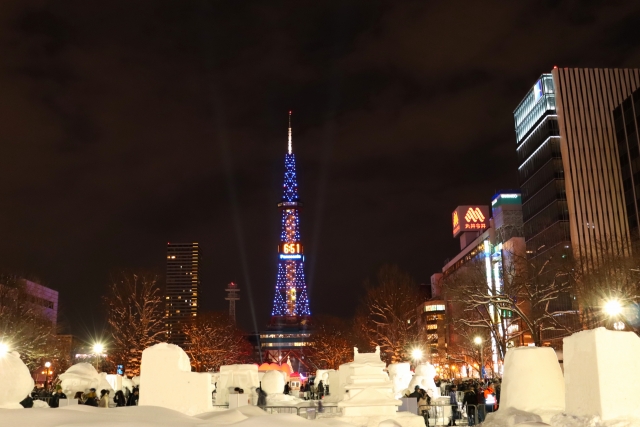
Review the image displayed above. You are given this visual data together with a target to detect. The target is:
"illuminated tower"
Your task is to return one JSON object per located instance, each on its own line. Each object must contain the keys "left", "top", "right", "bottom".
{"left": 270, "top": 111, "right": 311, "bottom": 325}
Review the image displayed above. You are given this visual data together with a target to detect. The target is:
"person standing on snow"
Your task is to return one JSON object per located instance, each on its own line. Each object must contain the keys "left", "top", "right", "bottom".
{"left": 448, "top": 384, "right": 459, "bottom": 426}
{"left": 99, "top": 389, "right": 110, "bottom": 408}
{"left": 126, "top": 388, "right": 139, "bottom": 406}
{"left": 284, "top": 382, "right": 290, "bottom": 395}
{"left": 49, "top": 385, "right": 67, "bottom": 408}
{"left": 114, "top": 390, "right": 126, "bottom": 407}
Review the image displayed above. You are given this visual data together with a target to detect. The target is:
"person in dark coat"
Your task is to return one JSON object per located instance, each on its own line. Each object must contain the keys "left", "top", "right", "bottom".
{"left": 49, "top": 385, "right": 67, "bottom": 408}
{"left": 475, "top": 386, "right": 486, "bottom": 424}
{"left": 257, "top": 386, "right": 267, "bottom": 407}
{"left": 463, "top": 386, "right": 478, "bottom": 426}
{"left": 317, "top": 381, "right": 325, "bottom": 399}
{"left": 114, "top": 390, "right": 126, "bottom": 407}
{"left": 284, "top": 382, "right": 290, "bottom": 395}
{"left": 83, "top": 389, "right": 99, "bottom": 407}
{"left": 408, "top": 385, "right": 422, "bottom": 402}
{"left": 126, "top": 388, "right": 139, "bottom": 406}
{"left": 448, "top": 384, "right": 459, "bottom": 426}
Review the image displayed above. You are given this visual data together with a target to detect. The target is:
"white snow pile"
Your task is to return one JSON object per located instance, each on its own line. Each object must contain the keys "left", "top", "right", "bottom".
{"left": 484, "top": 328, "right": 640, "bottom": 427}
{"left": 408, "top": 363, "right": 439, "bottom": 399}
{"left": 139, "top": 342, "right": 214, "bottom": 416}
{"left": 59, "top": 363, "right": 113, "bottom": 396}
{"left": 261, "top": 370, "right": 285, "bottom": 394}
{"left": 388, "top": 363, "right": 412, "bottom": 399}
{"left": 0, "top": 404, "right": 357, "bottom": 427}
{"left": 0, "top": 351, "right": 35, "bottom": 409}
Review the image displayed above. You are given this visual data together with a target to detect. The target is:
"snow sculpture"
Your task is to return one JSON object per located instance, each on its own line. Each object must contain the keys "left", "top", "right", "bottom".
{"left": 132, "top": 375, "right": 140, "bottom": 386}
{"left": 59, "top": 363, "right": 112, "bottom": 396}
{"left": 216, "top": 364, "right": 259, "bottom": 405}
{"left": 0, "top": 351, "right": 35, "bottom": 409}
{"left": 408, "top": 364, "right": 439, "bottom": 399}
{"left": 261, "top": 370, "right": 285, "bottom": 395}
{"left": 138, "top": 343, "right": 213, "bottom": 416}
{"left": 564, "top": 327, "right": 640, "bottom": 421}
{"left": 388, "top": 363, "right": 413, "bottom": 398}
{"left": 338, "top": 346, "right": 401, "bottom": 416}
{"left": 105, "top": 374, "right": 122, "bottom": 392}
{"left": 485, "top": 346, "right": 564, "bottom": 426}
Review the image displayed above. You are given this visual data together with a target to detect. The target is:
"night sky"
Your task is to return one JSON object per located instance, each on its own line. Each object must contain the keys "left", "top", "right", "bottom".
{"left": 2, "top": 1, "right": 640, "bottom": 339}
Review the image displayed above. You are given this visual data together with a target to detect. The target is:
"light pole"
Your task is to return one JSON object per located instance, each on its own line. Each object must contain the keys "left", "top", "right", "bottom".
{"left": 93, "top": 343, "right": 104, "bottom": 371}
{"left": 474, "top": 336, "right": 484, "bottom": 379}
{"left": 44, "top": 361, "right": 52, "bottom": 390}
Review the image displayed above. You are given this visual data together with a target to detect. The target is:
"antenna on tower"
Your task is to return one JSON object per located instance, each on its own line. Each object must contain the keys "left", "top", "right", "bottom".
{"left": 288, "top": 111, "right": 292, "bottom": 155}
{"left": 225, "top": 282, "right": 240, "bottom": 324}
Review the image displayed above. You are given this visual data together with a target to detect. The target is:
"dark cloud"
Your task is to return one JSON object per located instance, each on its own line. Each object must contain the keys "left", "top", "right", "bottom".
{"left": 1, "top": 0, "right": 639, "bottom": 337}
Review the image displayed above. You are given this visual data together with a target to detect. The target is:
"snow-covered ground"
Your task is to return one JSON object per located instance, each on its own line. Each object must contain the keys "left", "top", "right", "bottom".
{"left": 0, "top": 404, "right": 411, "bottom": 427}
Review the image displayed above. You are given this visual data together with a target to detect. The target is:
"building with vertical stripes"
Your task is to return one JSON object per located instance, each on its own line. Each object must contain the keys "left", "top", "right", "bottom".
{"left": 166, "top": 242, "right": 200, "bottom": 346}
{"left": 514, "top": 68, "right": 640, "bottom": 264}
{"left": 613, "top": 88, "right": 640, "bottom": 246}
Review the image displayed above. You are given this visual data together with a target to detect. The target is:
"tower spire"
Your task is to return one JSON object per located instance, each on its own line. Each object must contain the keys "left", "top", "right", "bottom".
{"left": 288, "top": 110, "right": 292, "bottom": 154}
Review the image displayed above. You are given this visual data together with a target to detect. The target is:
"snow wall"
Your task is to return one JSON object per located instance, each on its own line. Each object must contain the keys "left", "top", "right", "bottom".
{"left": 138, "top": 343, "right": 213, "bottom": 416}
{"left": 564, "top": 327, "right": 640, "bottom": 421}
{"left": 0, "top": 351, "right": 34, "bottom": 409}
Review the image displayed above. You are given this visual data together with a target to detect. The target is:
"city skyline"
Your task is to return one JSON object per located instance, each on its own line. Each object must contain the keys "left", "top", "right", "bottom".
{"left": 2, "top": 2, "right": 640, "bottom": 339}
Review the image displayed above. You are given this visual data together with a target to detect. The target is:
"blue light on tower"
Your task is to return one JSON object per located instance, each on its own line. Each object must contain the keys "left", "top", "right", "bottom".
{"left": 271, "top": 112, "right": 311, "bottom": 321}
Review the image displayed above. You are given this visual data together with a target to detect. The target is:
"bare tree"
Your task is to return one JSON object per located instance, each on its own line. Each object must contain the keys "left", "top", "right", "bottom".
{"left": 356, "top": 265, "right": 426, "bottom": 364}
{"left": 308, "top": 315, "right": 354, "bottom": 369}
{"left": 182, "top": 312, "right": 253, "bottom": 372}
{"left": 103, "top": 271, "right": 166, "bottom": 377}
{"left": 572, "top": 241, "right": 640, "bottom": 330}
{"left": 0, "top": 276, "right": 58, "bottom": 369}
{"left": 446, "top": 249, "right": 577, "bottom": 359}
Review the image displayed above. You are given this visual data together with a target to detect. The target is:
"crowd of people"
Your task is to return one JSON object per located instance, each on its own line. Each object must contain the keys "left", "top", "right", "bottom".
{"left": 21, "top": 385, "right": 140, "bottom": 408}
{"left": 404, "top": 378, "right": 501, "bottom": 426}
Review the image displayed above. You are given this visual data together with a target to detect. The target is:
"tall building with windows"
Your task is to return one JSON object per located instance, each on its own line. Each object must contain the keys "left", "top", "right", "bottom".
{"left": 166, "top": 242, "right": 200, "bottom": 346}
{"left": 515, "top": 68, "right": 640, "bottom": 261}
{"left": 613, "top": 87, "right": 640, "bottom": 245}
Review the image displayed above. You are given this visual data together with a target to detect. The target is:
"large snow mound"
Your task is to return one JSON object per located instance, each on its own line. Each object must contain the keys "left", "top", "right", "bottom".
{"left": 0, "top": 351, "right": 35, "bottom": 409}
{"left": 564, "top": 327, "right": 640, "bottom": 421}
{"left": 139, "top": 343, "right": 213, "bottom": 416}
{"left": 500, "top": 346, "right": 564, "bottom": 421}
{"left": 59, "top": 363, "right": 112, "bottom": 396}
{"left": 261, "top": 370, "right": 285, "bottom": 395}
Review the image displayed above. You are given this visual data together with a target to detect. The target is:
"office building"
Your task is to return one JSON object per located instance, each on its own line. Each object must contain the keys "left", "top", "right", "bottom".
{"left": 613, "top": 87, "right": 640, "bottom": 244}
{"left": 515, "top": 68, "right": 640, "bottom": 262}
{"left": 166, "top": 242, "right": 200, "bottom": 346}
{"left": 436, "top": 192, "right": 527, "bottom": 376}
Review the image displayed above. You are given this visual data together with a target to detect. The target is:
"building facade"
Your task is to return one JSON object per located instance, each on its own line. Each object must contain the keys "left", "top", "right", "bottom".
{"left": 435, "top": 192, "right": 527, "bottom": 377}
{"left": 515, "top": 68, "right": 640, "bottom": 262}
{"left": 613, "top": 87, "right": 640, "bottom": 245}
{"left": 165, "top": 242, "right": 201, "bottom": 346}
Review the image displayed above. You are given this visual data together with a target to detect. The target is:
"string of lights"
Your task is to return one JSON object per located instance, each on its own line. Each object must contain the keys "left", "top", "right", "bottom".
{"left": 271, "top": 114, "right": 311, "bottom": 319}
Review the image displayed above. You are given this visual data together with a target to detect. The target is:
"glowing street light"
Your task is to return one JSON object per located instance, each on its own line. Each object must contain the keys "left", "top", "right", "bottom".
{"left": 44, "top": 361, "right": 52, "bottom": 389}
{"left": 0, "top": 342, "right": 8, "bottom": 357}
{"left": 93, "top": 343, "right": 105, "bottom": 371}
{"left": 411, "top": 348, "right": 423, "bottom": 363}
{"left": 474, "top": 336, "right": 484, "bottom": 379}
{"left": 603, "top": 299, "right": 622, "bottom": 317}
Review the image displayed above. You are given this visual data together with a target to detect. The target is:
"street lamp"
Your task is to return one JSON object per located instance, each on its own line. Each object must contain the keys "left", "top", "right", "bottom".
{"left": 474, "top": 336, "right": 484, "bottom": 379}
{"left": 44, "top": 362, "right": 52, "bottom": 390}
{"left": 411, "top": 348, "right": 423, "bottom": 365}
{"left": 93, "top": 343, "right": 104, "bottom": 371}
{"left": 603, "top": 299, "right": 622, "bottom": 317}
